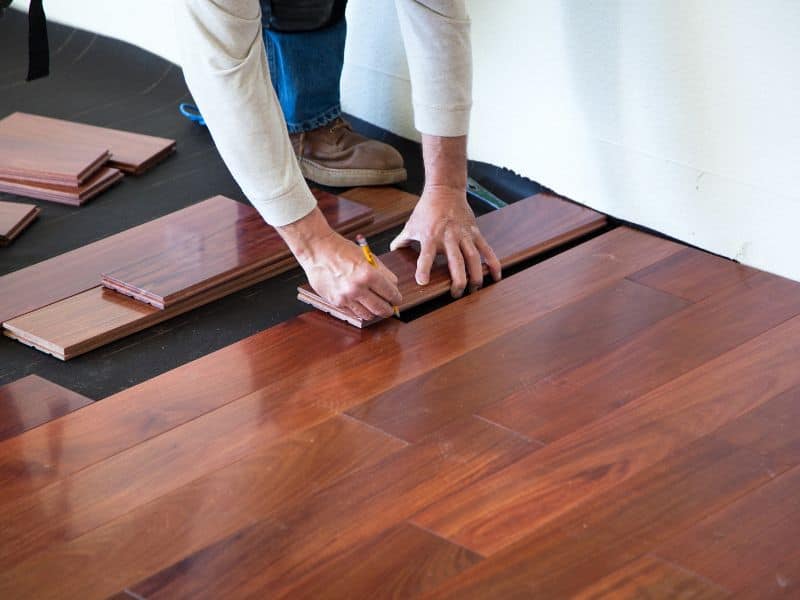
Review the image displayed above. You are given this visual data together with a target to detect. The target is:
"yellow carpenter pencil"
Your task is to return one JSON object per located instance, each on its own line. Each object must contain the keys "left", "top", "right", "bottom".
{"left": 355, "top": 234, "right": 399, "bottom": 318}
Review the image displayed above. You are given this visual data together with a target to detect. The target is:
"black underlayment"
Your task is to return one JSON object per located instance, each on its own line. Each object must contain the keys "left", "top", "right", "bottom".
{"left": 0, "top": 9, "right": 546, "bottom": 399}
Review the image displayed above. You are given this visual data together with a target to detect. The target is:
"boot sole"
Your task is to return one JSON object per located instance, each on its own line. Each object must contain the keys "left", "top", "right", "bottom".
{"left": 299, "top": 158, "right": 407, "bottom": 187}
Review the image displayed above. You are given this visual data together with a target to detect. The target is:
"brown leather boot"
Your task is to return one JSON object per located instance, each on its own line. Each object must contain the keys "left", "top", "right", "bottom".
{"left": 289, "top": 118, "right": 407, "bottom": 187}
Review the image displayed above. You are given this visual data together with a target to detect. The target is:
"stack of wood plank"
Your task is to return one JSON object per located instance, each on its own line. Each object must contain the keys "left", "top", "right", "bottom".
{"left": 0, "top": 112, "right": 175, "bottom": 205}
{"left": 298, "top": 193, "right": 607, "bottom": 327}
{"left": 1, "top": 187, "right": 419, "bottom": 360}
{"left": 0, "top": 200, "right": 39, "bottom": 246}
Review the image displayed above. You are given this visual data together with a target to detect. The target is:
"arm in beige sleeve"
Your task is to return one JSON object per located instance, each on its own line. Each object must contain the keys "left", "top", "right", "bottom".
{"left": 395, "top": 0, "right": 472, "bottom": 137}
{"left": 174, "top": 0, "right": 317, "bottom": 226}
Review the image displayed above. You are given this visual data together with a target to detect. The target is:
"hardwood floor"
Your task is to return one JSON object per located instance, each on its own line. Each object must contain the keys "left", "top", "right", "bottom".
{"left": 0, "top": 225, "right": 797, "bottom": 599}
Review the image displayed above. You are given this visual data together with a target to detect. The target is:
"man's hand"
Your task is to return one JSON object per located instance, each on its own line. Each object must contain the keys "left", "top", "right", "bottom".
{"left": 279, "top": 207, "right": 401, "bottom": 320}
{"left": 390, "top": 134, "right": 501, "bottom": 298}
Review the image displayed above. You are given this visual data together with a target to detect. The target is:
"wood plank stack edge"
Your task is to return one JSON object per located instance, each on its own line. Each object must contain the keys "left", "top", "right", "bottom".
{"left": 0, "top": 201, "right": 40, "bottom": 246}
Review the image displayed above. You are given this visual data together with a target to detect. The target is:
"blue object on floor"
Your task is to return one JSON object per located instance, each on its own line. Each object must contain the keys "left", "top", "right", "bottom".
{"left": 179, "top": 102, "right": 206, "bottom": 126}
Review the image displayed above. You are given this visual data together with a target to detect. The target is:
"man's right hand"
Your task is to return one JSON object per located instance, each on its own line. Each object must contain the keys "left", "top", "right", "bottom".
{"left": 278, "top": 207, "right": 401, "bottom": 320}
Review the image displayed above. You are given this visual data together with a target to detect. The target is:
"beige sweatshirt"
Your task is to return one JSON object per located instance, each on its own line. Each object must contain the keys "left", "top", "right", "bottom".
{"left": 175, "top": 0, "right": 472, "bottom": 226}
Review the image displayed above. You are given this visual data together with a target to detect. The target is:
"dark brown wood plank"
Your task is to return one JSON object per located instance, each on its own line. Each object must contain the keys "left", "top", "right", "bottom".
{"left": 132, "top": 522, "right": 481, "bottom": 600}
{"left": 0, "top": 166, "right": 123, "bottom": 206}
{"left": 423, "top": 382, "right": 800, "bottom": 598}
{"left": 0, "top": 228, "right": 681, "bottom": 509}
{"left": 0, "top": 200, "right": 39, "bottom": 245}
{"left": 0, "top": 417, "right": 522, "bottom": 599}
{"left": 102, "top": 190, "right": 373, "bottom": 309}
{"left": 571, "top": 555, "right": 730, "bottom": 599}
{"left": 0, "top": 112, "right": 175, "bottom": 175}
{"left": 347, "top": 279, "right": 688, "bottom": 442}
{"left": 629, "top": 247, "right": 756, "bottom": 302}
{"left": 340, "top": 186, "right": 418, "bottom": 235}
{"left": 479, "top": 269, "right": 800, "bottom": 443}
{"left": 412, "top": 313, "right": 800, "bottom": 556}
{"left": 0, "top": 134, "right": 109, "bottom": 186}
{"left": 0, "top": 375, "right": 91, "bottom": 443}
{"left": 298, "top": 193, "right": 607, "bottom": 326}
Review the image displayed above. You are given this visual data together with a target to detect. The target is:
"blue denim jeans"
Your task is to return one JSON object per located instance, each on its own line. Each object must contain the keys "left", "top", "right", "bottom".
{"left": 263, "top": 18, "right": 346, "bottom": 133}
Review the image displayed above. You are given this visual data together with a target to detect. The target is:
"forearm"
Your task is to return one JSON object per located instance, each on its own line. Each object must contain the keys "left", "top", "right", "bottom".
{"left": 175, "top": 0, "right": 316, "bottom": 227}
{"left": 422, "top": 134, "right": 467, "bottom": 191}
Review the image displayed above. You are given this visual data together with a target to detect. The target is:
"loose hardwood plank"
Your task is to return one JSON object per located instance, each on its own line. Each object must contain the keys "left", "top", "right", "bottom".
{"left": 658, "top": 447, "right": 800, "bottom": 595}
{"left": 0, "top": 375, "right": 91, "bottom": 443}
{"left": 412, "top": 313, "right": 800, "bottom": 556}
{"left": 571, "top": 555, "right": 730, "bottom": 599}
{"left": 0, "top": 191, "right": 364, "bottom": 323}
{"left": 0, "top": 134, "right": 109, "bottom": 186}
{"left": 0, "top": 112, "right": 176, "bottom": 174}
{"left": 628, "top": 247, "right": 756, "bottom": 302}
{"left": 0, "top": 228, "right": 680, "bottom": 506}
{"left": 298, "top": 193, "right": 607, "bottom": 326}
{"left": 0, "top": 200, "right": 39, "bottom": 245}
{"left": 479, "top": 269, "right": 799, "bottom": 443}
{"left": 0, "top": 407, "right": 400, "bottom": 569}
{"left": 102, "top": 190, "right": 373, "bottom": 309}
{"left": 132, "top": 522, "right": 481, "bottom": 600}
{"left": 347, "top": 279, "right": 688, "bottom": 443}
{"left": 424, "top": 381, "right": 800, "bottom": 598}
{"left": 340, "top": 185, "right": 418, "bottom": 235}
{"left": 0, "top": 417, "right": 523, "bottom": 599}
{"left": 0, "top": 166, "right": 123, "bottom": 206}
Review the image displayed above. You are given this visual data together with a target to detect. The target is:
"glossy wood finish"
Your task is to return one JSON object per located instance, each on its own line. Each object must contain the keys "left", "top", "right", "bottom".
{"left": 0, "top": 200, "right": 39, "bottom": 245}
{"left": 340, "top": 185, "right": 419, "bottom": 236}
{"left": 347, "top": 279, "right": 689, "bottom": 442}
{"left": 0, "top": 134, "right": 109, "bottom": 186}
{"left": 0, "top": 166, "right": 123, "bottom": 206}
{"left": 298, "top": 193, "right": 607, "bottom": 326}
{"left": 102, "top": 190, "right": 373, "bottom": 309}
{"left": 0, "top": 375, "right": 91, "bottom": 443}
{"left": 12, "top": 226, "right": 800, "bottom": 597}
{"left": 0, "top": 112, "right": 176, "bottom": 175}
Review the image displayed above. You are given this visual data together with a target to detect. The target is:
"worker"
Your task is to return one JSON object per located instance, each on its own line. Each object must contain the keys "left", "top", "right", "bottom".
{"left": 175, "top": 0, "right": 502, "bottom": 321}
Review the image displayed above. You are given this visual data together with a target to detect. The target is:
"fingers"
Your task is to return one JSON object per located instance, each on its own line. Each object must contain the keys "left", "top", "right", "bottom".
{"left": 460, "top": 238, "right": 485, "bottom": 293}
{"left": 444, "top": 236, "right": 468, "bottom": 298}
{"left": 347, "top": 300, "right": 374, "bottom": 321}
{"left": 415, "top": 243, "right": 437, "bottom": 286}
{"left": 389, "top": 227, "right": 413, "bottom": 252}
{"left": 474, "top": 231, "right": 502, "bottom": 282}
{"left": 375, "top": 257, "right": 399, "bottom": 285}
{"left": 367, "top": 268, "right": 402, "bottom": 307}
{"left": 358, "top": 290, "right": 395, "bottom": 319}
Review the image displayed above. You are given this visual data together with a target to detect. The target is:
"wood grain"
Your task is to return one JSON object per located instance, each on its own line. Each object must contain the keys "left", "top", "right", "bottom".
{"left": 0, "top": 200, "right": 39, "bottom": 245}
{"left": 629, "top": 246, "right": 756, "bottom": 302}
{"left": 102, "top": 190, "right": 373, "bottom": 309}
{"left": 0, "top": 134, "right": 109, "bottom": 186}
{"left": 131, "top": 522, "right": 481, "bottom": 600}
{"left": 0, "top": 112, "right": 176, "bottom": 174}
{"left": 340, "top": 185, "right": 418, "bottom": 235}
{"left": 412, "top": 312, "right": 800, "bottom": 556}
{"left": 0, "top": 166, "right": 123, "bottom": 206}
{"left": 424, "top": 381, "right": 800, "bottom": 598}
{"left": 347, "top": 279, "right": 688, "bottom": 443}
{"left": 0, "top": 375, "right": 91, "bottom": 443}
{"left": 298, "top": 193, "right": 607, "bottom": 326}
{"left": 571, "top": 555, "right": 729, "bottom": 599}
{"left": 479, "top": 269, "right": 792, "bottom": 443}
{"left": 0, "top": 228, "right": 682, "bottom": 506}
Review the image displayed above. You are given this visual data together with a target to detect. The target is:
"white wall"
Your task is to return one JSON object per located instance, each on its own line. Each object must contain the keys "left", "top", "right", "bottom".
{"left": 13, "top": 0, "right": 800, "bottom": 281}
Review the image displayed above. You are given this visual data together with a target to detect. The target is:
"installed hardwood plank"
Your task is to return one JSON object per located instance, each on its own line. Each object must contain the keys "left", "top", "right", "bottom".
{"left": 347, "top": 279, "right": 688, "bottom": 443}
{"left": 0, "top": 166, "right": 123, "bottom": 206}
{"left": 0, "top": 200, "right": 39, "bottom": 245}
{"left": 479, "top": 269, "right": 796, "bottom": 443}
{"left": 0, "top": 417, "right": 520, "bottom": 599}
{"left": 132, "top": 522, "right": 481, "bottom": 600}
{"left": 0, "top": 112, "right": 176, "bottom": 174}
{"left": 571, "top": 555, "right": 729, "bottom": 599}
{"left": 0, "top": 228, "right": 681, "bottom": 507}
{"left": 0, "top": 375, "right": 91, "bottom": 443}
{"left": 424, "top": 381, "right": 800, "bottom": 598}
{"left": 0, "top": 191, "right": 364, "bottom": 323}
{"left": 102, "top": 190, "right": 373, "bottom": 309}
{"left": 0, "top": 134, "right": 109, "bottom": 186}
{"left": 298, "top": 193, "right": 607, "bottom": 326}
{"left": 412, "top": 313, "right": 800, "bottom": 556}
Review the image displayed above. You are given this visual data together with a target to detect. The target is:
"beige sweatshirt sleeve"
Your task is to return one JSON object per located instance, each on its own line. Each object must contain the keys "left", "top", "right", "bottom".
{"left": 175, "top": 0, "right": 317, "bottom": 226}
{"left": 395, "top": 0, "right": 473, "bottom": 137}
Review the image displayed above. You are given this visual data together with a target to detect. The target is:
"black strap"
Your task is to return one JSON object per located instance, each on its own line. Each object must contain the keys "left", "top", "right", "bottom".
{"left": 27, "top": 0, "right": 49, "bottom": 81}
